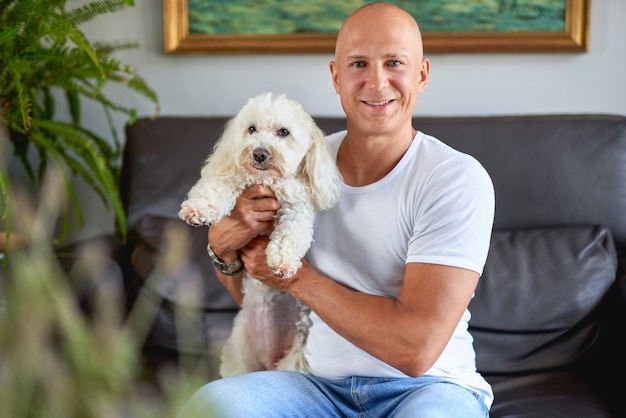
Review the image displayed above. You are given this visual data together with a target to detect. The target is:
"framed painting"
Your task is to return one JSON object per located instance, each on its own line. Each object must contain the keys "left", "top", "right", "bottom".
{"left": 163, "top": 0, "right": 589, "bottom": 55}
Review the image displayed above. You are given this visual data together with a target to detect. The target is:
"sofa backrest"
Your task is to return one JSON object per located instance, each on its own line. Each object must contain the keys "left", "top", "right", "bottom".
{"left": 122, "top": 114, "right": 626, "bottom": 277}
{"left": 122, "top": 114, "right": 626, "bottom": 367}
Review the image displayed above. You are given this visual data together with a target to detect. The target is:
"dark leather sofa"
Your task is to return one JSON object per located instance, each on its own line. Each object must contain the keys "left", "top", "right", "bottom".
{"left": 120, "top": 114, "right": 626, "bottom": 417}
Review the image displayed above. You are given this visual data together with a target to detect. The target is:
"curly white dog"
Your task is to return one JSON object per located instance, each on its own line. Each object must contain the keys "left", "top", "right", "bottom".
{"left": 179, "top": 92, "right": 341, "bottom": 377}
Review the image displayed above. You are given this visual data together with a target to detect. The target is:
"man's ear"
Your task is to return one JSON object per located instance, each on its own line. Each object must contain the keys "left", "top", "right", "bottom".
{"left": 417, "top": 58, "right": 430, "bottom": 92}
{"left": 330, "top": 60, "right": 340, "bottom": 94}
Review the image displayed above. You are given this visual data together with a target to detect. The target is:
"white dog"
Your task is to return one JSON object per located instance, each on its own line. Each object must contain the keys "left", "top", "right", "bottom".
{"left": 178, "top": 92, "right": 341, "bottom": 377}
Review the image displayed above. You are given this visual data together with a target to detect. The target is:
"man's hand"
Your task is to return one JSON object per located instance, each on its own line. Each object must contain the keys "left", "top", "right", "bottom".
{"left": 238, "top": 235, "right": 300, "bottom": 290}
{"left": 207, "top": 185, "right": 280, "bottom": 263}
{"left": 207, "top": 185, "right": 280, "bottom": 305}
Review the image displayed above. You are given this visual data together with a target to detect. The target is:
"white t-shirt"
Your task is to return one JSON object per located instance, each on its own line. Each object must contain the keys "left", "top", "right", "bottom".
{"left": 305, "top": 130, "right": 495, "bottom": 408}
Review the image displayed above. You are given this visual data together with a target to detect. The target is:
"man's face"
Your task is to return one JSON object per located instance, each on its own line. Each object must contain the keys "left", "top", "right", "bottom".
{"left": 330, "top": 7, "right": 429, "bottom": 136}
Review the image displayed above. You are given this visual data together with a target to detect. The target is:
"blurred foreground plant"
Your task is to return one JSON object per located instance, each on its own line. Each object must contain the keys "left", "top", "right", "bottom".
{"left": 0, "top": 169, "right": 211, "bottom": 418}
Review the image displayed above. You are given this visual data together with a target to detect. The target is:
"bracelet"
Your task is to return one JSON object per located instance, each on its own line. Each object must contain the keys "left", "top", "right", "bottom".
{"left": 218, "top": 263, "right": 245, "bottom": 276}
{"left": 206, "top": 243, "right": 244, "bottom": 276}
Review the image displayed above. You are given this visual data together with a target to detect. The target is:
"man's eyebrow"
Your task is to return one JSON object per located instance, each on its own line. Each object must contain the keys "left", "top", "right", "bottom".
{"left": 384, "top": 52, "right": 410, "bottom": 59}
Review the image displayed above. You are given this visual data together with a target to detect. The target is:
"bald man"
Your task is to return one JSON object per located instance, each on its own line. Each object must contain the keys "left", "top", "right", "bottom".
{"left": 179, "top": 3, "right": 494, "bottom": 417}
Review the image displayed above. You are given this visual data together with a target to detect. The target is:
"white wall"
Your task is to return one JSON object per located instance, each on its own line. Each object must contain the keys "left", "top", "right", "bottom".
{"left": 69, "top": 0, "right": 626, "bottom": 240}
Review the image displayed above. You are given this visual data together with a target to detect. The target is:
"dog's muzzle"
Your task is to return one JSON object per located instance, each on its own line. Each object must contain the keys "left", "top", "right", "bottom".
{"left": 253, "top": 147, "right": 271, "bottom": 170}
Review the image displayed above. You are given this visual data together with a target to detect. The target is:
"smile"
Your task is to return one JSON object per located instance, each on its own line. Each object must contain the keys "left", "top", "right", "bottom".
{"left": 364, "top": 100, "right": 392, "bottom": 106}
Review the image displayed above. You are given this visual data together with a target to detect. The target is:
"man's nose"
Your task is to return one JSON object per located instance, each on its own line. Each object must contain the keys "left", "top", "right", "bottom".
{"left": 367, "top": 66, "right": 389, "bottom": 90}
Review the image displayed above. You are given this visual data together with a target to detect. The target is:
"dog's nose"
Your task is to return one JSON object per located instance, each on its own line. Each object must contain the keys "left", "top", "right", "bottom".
{"left": 253, "top": 148, "right": 270, "bottom": 163}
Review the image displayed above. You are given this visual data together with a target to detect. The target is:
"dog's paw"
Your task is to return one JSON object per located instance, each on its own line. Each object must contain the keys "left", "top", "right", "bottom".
{"left": 266, "top": 238, "right": 306, "bottom": 279}
{"left": 269, "top": 260, "right": 302, "bottom": 279}
{"left": 178, "top": 202, "right": 209, "bottom": 226}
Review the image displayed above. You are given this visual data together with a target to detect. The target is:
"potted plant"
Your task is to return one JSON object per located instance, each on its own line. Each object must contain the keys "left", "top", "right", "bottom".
{"left": 0, "top": 0, "right": 159, "bottom": 245}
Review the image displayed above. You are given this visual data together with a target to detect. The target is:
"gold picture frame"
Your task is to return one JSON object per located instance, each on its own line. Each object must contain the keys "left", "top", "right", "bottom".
{"left": 163, "top": 0, "right": 589, "bottom": 55}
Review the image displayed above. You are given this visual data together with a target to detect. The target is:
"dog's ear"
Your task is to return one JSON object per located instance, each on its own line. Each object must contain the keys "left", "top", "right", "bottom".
{"left": 200, "top": 112, "right": 245, "bottom": 178}
{"left": 298, "top": 124, "right": 341, "bottom": 211}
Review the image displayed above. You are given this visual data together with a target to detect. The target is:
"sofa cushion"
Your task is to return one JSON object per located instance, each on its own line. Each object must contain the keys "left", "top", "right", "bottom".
{"left": 470, "top": 225, "right": 617, "bottom": 375}
{"left": 130, "top": 214, "right": 239, "bottom": 311}
{"left": 487, "top": 372, "right": 614, "bottom": 417}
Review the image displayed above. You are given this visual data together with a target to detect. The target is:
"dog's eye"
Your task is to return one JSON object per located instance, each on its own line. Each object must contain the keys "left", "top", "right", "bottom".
{"left": 277, "top": 128, "right": 290, "bottom": 137}
{"left": 248, "top": 126, "right": 257, "bottom": 134}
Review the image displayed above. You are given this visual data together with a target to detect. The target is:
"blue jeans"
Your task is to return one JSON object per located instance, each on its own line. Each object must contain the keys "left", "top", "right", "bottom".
{"left": 177, "top": 371, "right": 489, "bottom": 418}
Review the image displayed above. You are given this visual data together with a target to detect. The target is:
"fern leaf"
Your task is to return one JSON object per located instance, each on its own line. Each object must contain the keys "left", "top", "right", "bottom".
{"left": 66, "top": 25, "right": 103, "bottom": 76}
{"left": 53, "top": 163, "right": 82, "bottom": 244}
{"left": 0, "top": 169, "right": 13, "bottom": 259}
{"left": 127, "top": 75, "right": 160, "bottom": 112}
{"left": 0, "top": 26, "right": 19, "bottom": 47}
{"left": 42, "top": 87, "right": 56, "bottom": 120}
{"left": 66, "top": 89, "right": 80, "bottom": 126}
{"left": 27, "top": 131, "right": 84, "bottom": 242}
{"left": 102, "top": 106, "right": 121, "bottom": 155}
{"left": 31, "top": 122, "right": 105, "bottom": 196}
{"left": 0, "top": 169, "right": 11, "bottom": 223}
{"left": 30, "top": 119, "right": 127, "bottom": 236}
{"left": 65, "top": 0, "right": 130, "bottom": 26}
{"left": 8, "top": 58, "right": 31, "bottom": 132}
{"left": 93, "top": 40, "right": 139, "bottom": 55}
{"left": 33, "top": 121, "right": 116, "bottom": 197}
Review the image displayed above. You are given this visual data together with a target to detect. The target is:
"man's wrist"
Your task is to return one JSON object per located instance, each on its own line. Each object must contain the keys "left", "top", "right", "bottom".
{"left": 207, "top": 243, "right": 244, "bottom": 276}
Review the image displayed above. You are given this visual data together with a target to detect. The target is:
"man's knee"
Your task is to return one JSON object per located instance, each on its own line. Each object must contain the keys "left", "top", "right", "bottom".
{"left": 395, "top": 383, "right": 488, "bottom": 418}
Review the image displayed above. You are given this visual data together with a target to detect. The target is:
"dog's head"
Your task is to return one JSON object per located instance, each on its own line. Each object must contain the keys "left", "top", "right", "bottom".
{"left": 225, "top": 92, "right": 320, "bottom": 178}
{"left": 216, "top": 92, "right": 341, "bottom": 210}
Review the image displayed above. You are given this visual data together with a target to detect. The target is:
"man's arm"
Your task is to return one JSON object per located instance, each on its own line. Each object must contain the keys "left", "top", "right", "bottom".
{"left": 240, "top": 238, "right": 478, "bottom": 377}
{"left": 207, "top": 185, "right": 280, "bottom": 306}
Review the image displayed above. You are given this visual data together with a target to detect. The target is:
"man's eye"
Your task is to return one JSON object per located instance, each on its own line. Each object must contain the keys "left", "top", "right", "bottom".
{"left": 352, "top": 61, "right": 365, "bottom": 68}
{"left": 389, "top": 60, "right": 401, "bottom": 67}
{"left": 248, "top": 126, "right": 257, "bottom": 134}
{"left": 277, "top": 128, "right": 290, "bottom": 137}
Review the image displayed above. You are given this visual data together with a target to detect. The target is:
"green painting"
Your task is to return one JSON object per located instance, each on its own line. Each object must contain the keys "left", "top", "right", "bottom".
{"left": 188, "top": 0, "right": 567, "bottom": 35}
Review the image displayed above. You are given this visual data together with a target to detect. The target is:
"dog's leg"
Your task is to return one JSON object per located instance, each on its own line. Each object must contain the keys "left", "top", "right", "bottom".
{"left": 220, "top": 313, "right": 265, "bottom": 377}
{"left": 220, "top": 332, "right": 263, "bottom": 378}
{"left": 275, "top": 301, "right": 312, "bottom": 373}
{"left": 179, "top": 179, "right": 244, "bottom": 227}
{"left": 265, "top": 200, "right": 316, "bottom": 278}
{"left": 221, "top": 277, "right": 310, "bottom": 375}
{"left": 219, "top": 277, "right": 266, "bottom": 377}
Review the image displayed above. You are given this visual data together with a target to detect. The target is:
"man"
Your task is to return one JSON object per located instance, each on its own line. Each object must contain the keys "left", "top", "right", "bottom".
{"left": 179, "top": 2, "right": 494, "bottom": 417}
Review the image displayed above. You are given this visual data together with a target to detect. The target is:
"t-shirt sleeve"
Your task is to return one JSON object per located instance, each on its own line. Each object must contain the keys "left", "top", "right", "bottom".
{"left": 406, "top": 154, "right": 495, "bottom": 275}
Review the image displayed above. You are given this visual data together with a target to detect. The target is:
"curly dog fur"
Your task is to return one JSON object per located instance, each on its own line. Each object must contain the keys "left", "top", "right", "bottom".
{"left": 179, "top": 92, "right": 341, "bottom": 377}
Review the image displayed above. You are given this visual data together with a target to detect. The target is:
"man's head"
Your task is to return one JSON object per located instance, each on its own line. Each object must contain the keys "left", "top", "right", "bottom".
{"left": 330, "top": 2, "right": 430, "bottom": 136}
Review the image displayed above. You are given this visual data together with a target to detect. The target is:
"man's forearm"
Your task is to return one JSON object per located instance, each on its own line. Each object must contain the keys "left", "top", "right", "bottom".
{"left": 214, "top": 267, "right": 244, "bottom": 306}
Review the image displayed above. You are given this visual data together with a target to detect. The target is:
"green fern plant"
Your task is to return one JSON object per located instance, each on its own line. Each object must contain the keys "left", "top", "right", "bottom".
{"left": 0, "top": 0, "right": 159, "bottom": 243}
